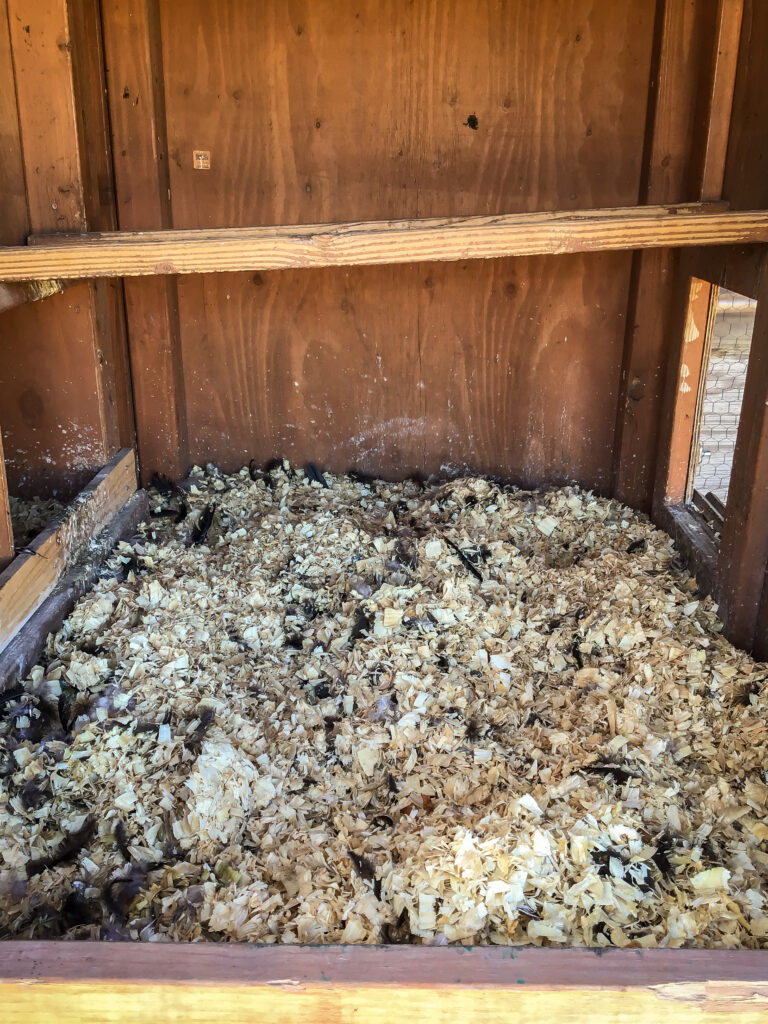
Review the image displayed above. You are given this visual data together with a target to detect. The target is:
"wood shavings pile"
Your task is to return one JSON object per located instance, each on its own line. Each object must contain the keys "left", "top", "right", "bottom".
{"left": 9, "top": 494, "right": 65, "bottom": 551}
{"left": 1, "top": 464, "right": 767, "bottom": 947}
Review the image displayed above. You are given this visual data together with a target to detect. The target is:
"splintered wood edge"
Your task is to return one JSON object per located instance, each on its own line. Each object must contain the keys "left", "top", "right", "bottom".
{"left": 0, "top": 448, "right": 137, "bottom": 652}
{"left": 2, "top": 204, "right": 768, "bottom": 281}
{"left": 1, "top": 946, "right": 767, "bottom": 1024}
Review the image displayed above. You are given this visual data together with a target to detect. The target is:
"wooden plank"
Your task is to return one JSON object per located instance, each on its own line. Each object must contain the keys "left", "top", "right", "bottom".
{"left": 5, "top": 0, "right": 86, "bottom": 233}
{"left": 0, "top": 448, "right": 136, "bottom": 652}
{"left": 0, "top": 279, "right": 67, "bottom": 314}
{"left": 67, "top": 0, "right": 136, "bottom": 454}
{"left": 723, "top": 0, "right": 768, "bottom": 210}
{"left": 101, "top": 0, "right": 187, "bottom": 483}
{"left": 1, "top": 944, "right": 768, "bottom": 1024}
{"left": 696, "top": 0, "right": 745, "bottom": 201}
{"left": 717, "top": 269, "right": 768, "bottom": 649}
{"left": 0, "top": 429, "right": 12, "bottom": 571}
{"left": 655, "top": 277, "right": 717, "bottom": 508}
{"left": 2, "top": 205, "right": 767, "bottom": 281}
{"left": 613, "top": 0, "right": 726, "bottom": 511}
{"left": 2, "top": 0, "right": 128, "bottom": 494}
{"left": 0, "top": 0, "right": 29, "bottom": 245}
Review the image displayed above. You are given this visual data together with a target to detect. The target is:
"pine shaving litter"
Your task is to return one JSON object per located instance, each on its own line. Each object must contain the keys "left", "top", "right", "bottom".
{"left": 0, "top": 466, "right": 766, "bottom": 948}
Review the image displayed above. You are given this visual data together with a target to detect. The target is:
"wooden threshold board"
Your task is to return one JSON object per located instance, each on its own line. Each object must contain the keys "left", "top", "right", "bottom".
{"left": 0, "top": 204, "right": 767, "bottom": 280}
{"left": 2, "top": 944, "right": 768, "bottom": 1023}
{"left": 0, "top": 449, "right": 136, "bottom": 653}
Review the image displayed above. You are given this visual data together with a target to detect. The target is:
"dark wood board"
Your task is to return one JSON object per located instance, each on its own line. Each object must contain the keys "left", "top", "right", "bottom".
{"left": 0, "top": 0, "right": 28, "bottom": 246}
{"left": 723, "top": 0, "right": 768, "bottom": 210}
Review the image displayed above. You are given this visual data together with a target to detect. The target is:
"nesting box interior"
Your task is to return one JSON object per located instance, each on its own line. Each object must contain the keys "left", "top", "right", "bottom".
{"left": 2, "top": 0, "right": 768, "bottom": 1018}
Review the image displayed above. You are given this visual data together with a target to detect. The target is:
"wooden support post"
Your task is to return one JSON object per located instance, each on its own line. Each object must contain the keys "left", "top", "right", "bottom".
{"left": 696, "top": 0, "right": 745, "bottom": 202}
{"left": 613, "top": 0, "right": 730, "bottom": 511}
{"left": 2, "top": 0, "right": 131, "bottom": 493}
{"left": 101, "top": 0, "right": 188, "bottom": 484}
{"left": 717, "top": 269, "right": 768, "bottom": 649}
{"left": 654, "top": 277, "right": 717, "bottom": 509}
{"left": 0, "top": 449, "right": 136, "bottom": 653}
{"left": 0, "top": 430, "right": 13, "bottom": 572}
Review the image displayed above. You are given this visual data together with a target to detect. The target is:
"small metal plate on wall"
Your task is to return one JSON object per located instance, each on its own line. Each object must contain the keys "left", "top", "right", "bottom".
{"left": 193, "top": 150, "right": 211, "bottom": 170}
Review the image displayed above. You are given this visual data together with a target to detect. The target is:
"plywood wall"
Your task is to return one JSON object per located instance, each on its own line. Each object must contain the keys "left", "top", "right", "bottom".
{"left": 0, "top": 0, "right": 133, "bottom": 498}
{"left": 102, "top": 0, "right": 664, "bottom": 490}
{"left": 0, "top": 0, "right": 732, "bottom": 500}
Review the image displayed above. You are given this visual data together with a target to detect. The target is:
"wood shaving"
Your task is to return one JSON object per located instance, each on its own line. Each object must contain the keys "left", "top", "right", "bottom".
{"left": 0, "top": 465, "right": 767, "bottom": 947}
{"left": 9, "top": 495, "right": 65, "bottom": 550}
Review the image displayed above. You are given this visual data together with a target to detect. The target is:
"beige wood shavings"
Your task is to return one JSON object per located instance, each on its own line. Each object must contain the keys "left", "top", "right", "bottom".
{"left": 9, "top": 494, "right": 65, "bottom": 550}
{"left": 0, "top": 463, "right": 767, "bottom": 948}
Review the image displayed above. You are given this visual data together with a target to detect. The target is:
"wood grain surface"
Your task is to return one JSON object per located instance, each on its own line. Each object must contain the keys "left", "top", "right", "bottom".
{"left": 177, "top": 252, "right": 630, "bottom": 489}
{"left": 0, "top": 448, "right": 136, "bottom": 652}
{"left": 99, "top": 0, "right": 657, "bottom": 485}
{"left": 1, "top": 943, "right": 767, "bottom": 1024}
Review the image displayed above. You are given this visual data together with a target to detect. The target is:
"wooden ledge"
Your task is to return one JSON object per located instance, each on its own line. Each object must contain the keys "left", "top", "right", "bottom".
{"left": 1, "top": 944, "right": 767, "bottom": 1023}
{"left": 0, "top": 449, "right": 137, "bottom": 653}
{"left": 0, "top": 204, "right": 766, "bottom": 280}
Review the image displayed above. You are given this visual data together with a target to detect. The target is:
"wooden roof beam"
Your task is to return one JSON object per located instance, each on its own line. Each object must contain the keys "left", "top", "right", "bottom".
{"left": 0, "top": 203, "right": 766, "bottom": 282}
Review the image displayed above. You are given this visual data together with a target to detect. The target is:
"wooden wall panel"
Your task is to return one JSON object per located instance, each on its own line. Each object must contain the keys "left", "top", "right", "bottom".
{"left": 0, "top": 283, "right": 110, "bottom": 497}
{"left": 723, "top": 0, "right": 768, "bottom": 210}
{"left": 0, "top": 0, "right": 27, "bottom": 246}
{"left": 97, "top": 0, "right": 655, "bottom": 485}
{"left": 178, "top": 251, "right": 629, "bottom": 489}
{"left": 0, "top": 0, "right": 131, "bottom": 498}
{"left": 160, "top": 0, "right": 653, "bottom": 228}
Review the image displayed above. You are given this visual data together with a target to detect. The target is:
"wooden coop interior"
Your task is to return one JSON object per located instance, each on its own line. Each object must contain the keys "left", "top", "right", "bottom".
{"left": 1, "top": 0, "right": 768, "bottom": 1018}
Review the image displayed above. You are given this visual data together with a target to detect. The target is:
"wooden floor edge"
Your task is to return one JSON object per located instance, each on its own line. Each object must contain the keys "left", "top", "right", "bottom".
{"left": 0, "top": 204, "right": 767, "bottom": 280}
{"left": 1, "top": 943, "right": 767, "bottom": 986}
{"left": 0, "top": 449, "right": 137, "bottom": 654}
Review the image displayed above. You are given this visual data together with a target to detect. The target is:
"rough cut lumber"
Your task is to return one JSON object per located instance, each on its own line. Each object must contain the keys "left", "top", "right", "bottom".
{"left": 2, "top": 205, "right": 768, "bottom": 281}
{"left": 0, "top": 449, "right": 136, "bottom": 653}
{"left": 1, "top": 944, "right": 767, "bottom": 1024}
{"left": 0, "top": 431, "right": 12, "bottom": 571}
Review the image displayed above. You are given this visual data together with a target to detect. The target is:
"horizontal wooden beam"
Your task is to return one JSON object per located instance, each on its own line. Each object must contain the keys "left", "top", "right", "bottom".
{"left": 2, "top": 944, "right": 767, "bottom": 1023}
{"left": 0, "top": 279, "right": 69, "bottom": 314}
{"left": 0, "top": 448, "right": 136, "bottom": 652}
{"left": 0, "top": 204, "right": 766, "bottom": 281}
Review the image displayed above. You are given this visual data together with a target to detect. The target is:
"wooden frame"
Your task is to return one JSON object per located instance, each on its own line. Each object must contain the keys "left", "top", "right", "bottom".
{"left": 2, "top": 943, "right": 768, "bottom": 1023}
{"left": 0, "top": 448, "right": 137, "bottom": 652}
{"left": 0, "top": 204, "right": 766, "bottom": 281}
{"left": 0, "top": 428, "right": 12, "bottom": 571}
